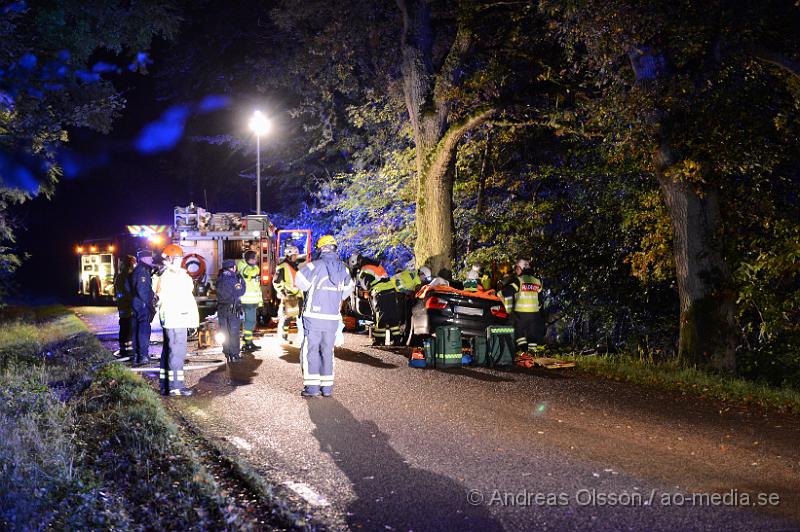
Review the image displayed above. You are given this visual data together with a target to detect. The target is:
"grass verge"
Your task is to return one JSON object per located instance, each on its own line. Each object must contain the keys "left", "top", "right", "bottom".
{"left": 561, "top": 352, "right": 800, "bottom": 414}
{"left": 0, "top": 305, "right": 299, "bottom": 530}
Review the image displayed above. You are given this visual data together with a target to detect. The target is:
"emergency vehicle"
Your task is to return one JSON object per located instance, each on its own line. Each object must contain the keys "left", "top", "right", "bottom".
{"left": 76, "top": 203, "right": 311, "bottom": 319}
{"left": 75, "top": 227, "right": 168, "bottom": 303}
{"left": 169, "top": 203, "right": 311, "bottom": 319}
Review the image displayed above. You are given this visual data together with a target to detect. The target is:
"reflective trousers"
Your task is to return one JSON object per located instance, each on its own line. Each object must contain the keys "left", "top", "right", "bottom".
{"left": 242, "top": 304, "right": 258, "bottom": 343}
{"left": 300, "top": 328, "right": 335, "bottom": 394}
{"left": 160, "top": 328, "right": 187, "bottom": 394}
{"left": 513, "top": 312, "right": 544, "bottom": 353}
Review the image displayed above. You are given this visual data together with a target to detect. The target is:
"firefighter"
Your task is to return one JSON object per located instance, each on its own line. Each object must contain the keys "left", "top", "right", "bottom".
{"left": 392, "top": 259, "right": 422, "bottom": 295}
{"left": 130, "top": 252, "right": 156, "bottom": 366}
{"left": 237, "top": 250, "right": 262, "bottom": 352}
{"left": 502, "top": 259, "right": 544, "bottom": 354}
{"left": 216, "top": 259, "right": 246, "bottom": 362}
{"left": 472, "top": 263, "right": 492, "bottom": 291}
{"left": 295, "top": 235, "right": 354, "bottom": 397}
{"left": 463, "top": 269, "right": 482, "bottom": 292}
{"left": 273, "top": 244, "right": 303, "bottom": 341}
{"left": 114, "top": 255, "right": 137, "bottom": 357}
{"left": 370, "top": 273, "right": 402, "bottom": 344}
{"left": 418, "top": 266, "right": 433, "bottom": 286}
{"left": 156, "top": 244, "right": 199, "bottom": 396}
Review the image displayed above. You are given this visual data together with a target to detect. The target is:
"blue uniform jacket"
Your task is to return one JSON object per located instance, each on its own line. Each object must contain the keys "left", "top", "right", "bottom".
{"left": 296, "top": 251, "right": 355, "bottom": 332}
{"left": 216, "top": 269, "right": 246, "bottom": 314}
{"left": 129, "top": 263, "right": 155, "bottom": 319}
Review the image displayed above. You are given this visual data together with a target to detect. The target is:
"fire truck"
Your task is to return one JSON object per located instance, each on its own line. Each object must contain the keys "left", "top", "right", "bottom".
{"left": 76, "top": 204, "right": 312, "bottom": 319}
{"left": 76, "top": 226, "right": 169, "bottom": 303}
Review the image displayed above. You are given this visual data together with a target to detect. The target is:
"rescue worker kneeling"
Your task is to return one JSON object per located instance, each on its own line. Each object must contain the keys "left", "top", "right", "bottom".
{"left": 295, "top": 235, "right": 354, "bottom": 398}
{"left": 216, "top": 259, "right": 246, "bottom": 362}
{"left": 156, "top": 244, "right": 199, "bottom": 396}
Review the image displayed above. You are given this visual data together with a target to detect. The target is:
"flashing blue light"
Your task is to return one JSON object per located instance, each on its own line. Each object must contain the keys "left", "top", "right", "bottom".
{"left": 135, "top": 105, "right": 190, "bottom": 154}
{"left": 75, "top": 70, "right": 100, "bottom": 83}
{"left": 0, "top": 152, "right": 39, "bottom": 194}
{"left": 197, "top": 95, "right": 231, "bottom": 113}
{"left": 18, "top": 53, "right": 36, "bottom": 70}
{"left": 3, "top": 1, "right": 27, "bottom": 14}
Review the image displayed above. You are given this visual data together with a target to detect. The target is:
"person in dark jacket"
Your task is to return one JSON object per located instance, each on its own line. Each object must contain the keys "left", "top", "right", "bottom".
{"left": 216, "top": 259, "right": 246, "bottom": 362}
{"left": 114, "top": 255, "right": 137, "bottom": 357}
{"left": 130, "top": 252, "right": 156, "bottom": 366}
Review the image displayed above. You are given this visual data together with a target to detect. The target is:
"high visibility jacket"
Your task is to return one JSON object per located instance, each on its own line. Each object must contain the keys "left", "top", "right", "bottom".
{"left": 156, "top": 264, "right": 200, "bottom": 329}
{"left": 463, "top": 279, "right": 480, "bottom": 292}
{"left": 273, "top": 260, "right": 301, "bottom": 297}
{"left": 393, "top": 269, "right": 421, "bottom": 294}
{"left": 295, "top": 251, "right": 355, "bottom": 332}
{"left": 237, "top": 259, "right": 263, "bottom": 306}
{"left": 479, "top": 273, "right": 492, "bottom": 291}
{"left": 503, "top": 273, "right": 542, "bottom": 313}
{"left": 370, "top": 278, "right": 396, "bottom": 296}
{"left": 357, "top": 263, "right": 388, "bottom": 291}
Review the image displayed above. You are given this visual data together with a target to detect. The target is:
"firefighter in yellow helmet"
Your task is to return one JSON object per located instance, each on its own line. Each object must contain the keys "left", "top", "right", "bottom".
{"left": 237, "top": 249, "right": 263, "bottom": 352}
{"left": 294, "top": 235, "right": 354, "bottom": 397}
{"left": 156, "top": 244, "right": 199, "bottom": 396}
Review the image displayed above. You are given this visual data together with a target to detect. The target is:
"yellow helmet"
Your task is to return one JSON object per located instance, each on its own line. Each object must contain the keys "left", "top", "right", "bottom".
{"left": 316, "top": 235, "right": 337, "bottom": 249}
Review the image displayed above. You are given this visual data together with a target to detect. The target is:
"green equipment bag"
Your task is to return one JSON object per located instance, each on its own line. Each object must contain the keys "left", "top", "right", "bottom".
{"left": 486, "top": 326, "right": 515, "bottom": 367}
{"left": 434, "top": 326, "right": 462, "bottom": 368}
{"left": 470, "top": 335, "right": 488, "bottom": 366}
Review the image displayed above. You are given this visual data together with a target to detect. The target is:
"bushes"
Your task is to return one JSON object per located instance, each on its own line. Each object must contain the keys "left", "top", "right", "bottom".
{"left": 0, "top": 306, "right": 242, "bottom": 530}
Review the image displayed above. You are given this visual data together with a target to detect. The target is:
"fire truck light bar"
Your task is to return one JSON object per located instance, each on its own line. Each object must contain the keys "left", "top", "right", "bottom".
{"left": 127, "top": 225, "right": 168, "bottom": 237}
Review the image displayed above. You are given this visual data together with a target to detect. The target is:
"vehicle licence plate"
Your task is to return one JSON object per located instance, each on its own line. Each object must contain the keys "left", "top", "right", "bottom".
{"left": 454, "top": 305, "right": 483, "bottom": 316}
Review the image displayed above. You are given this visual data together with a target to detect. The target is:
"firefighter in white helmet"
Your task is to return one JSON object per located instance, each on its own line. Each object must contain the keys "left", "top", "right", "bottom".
{"left": 273, "top": 244, "right": 304, "bottom": 341}
{"left": 156, "top": 244, "right": 199, "bottom": 396}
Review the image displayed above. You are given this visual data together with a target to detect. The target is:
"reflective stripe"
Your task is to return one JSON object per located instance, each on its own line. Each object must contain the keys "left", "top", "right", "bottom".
{"left": 303, "top": 311, "right": 341, "bottom": 321}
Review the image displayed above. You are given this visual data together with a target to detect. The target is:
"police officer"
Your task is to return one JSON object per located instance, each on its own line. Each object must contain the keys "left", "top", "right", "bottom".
{"left": 502, "top": 259, "right": 544, "bottom": 354}
{"left": 295, "top": 235, "right": 354, "bottom": 398}
{"left": 237, "top": 250, "right": 262, "bottom": 352}
{"left": 156, "top": 244, "right": 199, "bottom": 396}
{"left": 114, "top": 255, "right": 136, "bottom": 357}
{"left": 216, "top": 259, "right": 245, "bottom": 362}
{"left": 273, "top": 244, "right": 303, "bottom": 341}
{"left": 130, "top": 252, "right": 156, "bottom": 366}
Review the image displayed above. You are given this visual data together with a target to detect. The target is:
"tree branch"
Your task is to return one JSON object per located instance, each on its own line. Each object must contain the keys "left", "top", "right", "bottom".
{"left": 751, "top": 46, "right": 800, "bottom": 80}
{"left": 428, "top": 107, "right": 495, "bottom": 173}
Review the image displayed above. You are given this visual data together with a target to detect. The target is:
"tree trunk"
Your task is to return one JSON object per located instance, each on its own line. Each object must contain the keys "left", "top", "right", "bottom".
{"left": 654, "top": 143, "right": 738, "bottom": 372}
{"left": 396, "top": 0, "right": 493, "bottom": 275}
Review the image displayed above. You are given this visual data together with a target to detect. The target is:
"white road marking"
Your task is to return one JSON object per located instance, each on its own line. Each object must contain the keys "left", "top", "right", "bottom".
{"left": 226, "top": 436, "right": 253, "bottom": 451}
{"left": 283, "top": 481, "right": 331, "bottom": 507}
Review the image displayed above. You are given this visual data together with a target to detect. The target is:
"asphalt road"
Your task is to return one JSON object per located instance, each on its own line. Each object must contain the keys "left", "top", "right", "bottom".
{"left": 75, "top": 306, "right": 800, "bottom": 531}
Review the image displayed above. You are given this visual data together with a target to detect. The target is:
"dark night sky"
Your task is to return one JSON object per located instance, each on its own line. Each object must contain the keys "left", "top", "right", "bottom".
{"left": 12, "top": 27, "right": 270, "bottom": 299}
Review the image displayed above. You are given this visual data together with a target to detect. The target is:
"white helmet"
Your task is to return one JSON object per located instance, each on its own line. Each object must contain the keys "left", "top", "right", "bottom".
{"left": 516, "top": 259, "right": 530, "bottom": 270}
{"left": 466, "top": 270, "right": 479, "bottom": 280}
{"left": 471, "top": 263, "right": 482, "bottom": 272}
{"left": 284, "top": 245, "right": 300, "bottom": 256}
{"left": 419, "top": 266, "right": 432, "bottom": 279}
{"left": 348, "top": 253, "right": 360, "bottom": 268}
